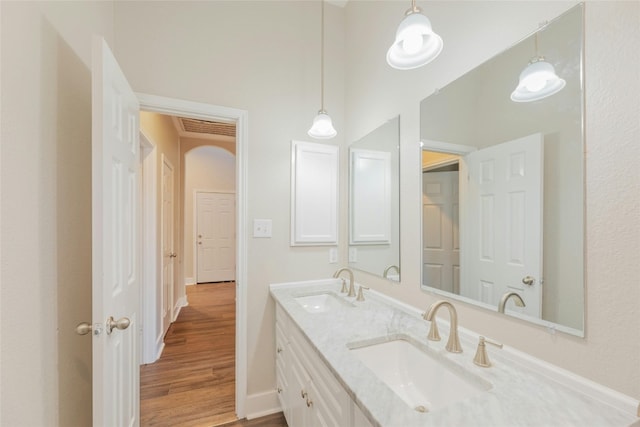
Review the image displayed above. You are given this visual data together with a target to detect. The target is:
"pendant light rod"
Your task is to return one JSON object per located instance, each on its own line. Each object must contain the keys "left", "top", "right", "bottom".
{"left": 407, "top": 0, "right": 421, "bottom": 15}
{"left": 320, "top": 0, "right": 325, "bottom": 111}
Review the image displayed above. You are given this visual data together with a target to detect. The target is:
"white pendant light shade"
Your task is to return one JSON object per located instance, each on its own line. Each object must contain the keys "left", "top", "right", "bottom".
{"left": 387, "top": 12, "right": 443, "bottom": 70}
{"left": 308, "top": 110, "right": 337, "bottom": 139}
{"left": 308, "top": 0, "right": 337, "bottom": 139}
{"left": 511, "top": 59, "right": 566, "bottom": 102}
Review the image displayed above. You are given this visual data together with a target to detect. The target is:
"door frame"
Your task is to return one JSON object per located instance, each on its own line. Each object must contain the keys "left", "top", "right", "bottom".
{"left": 137, "top": 93, "right": 248, "bottom": 418}
{"left": 161, "top": 154, "right": 176, "bottom": 328}
{"left": 140, "top": 130, "right": 160, "bottom": 364}
{"left": 194, "top": 189, "right": 236, "bottom": 284}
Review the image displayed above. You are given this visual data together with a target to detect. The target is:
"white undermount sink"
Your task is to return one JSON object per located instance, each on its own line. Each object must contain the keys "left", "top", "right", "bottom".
{"left": 350, "top": 339, "right": 490, "bottom": 413}
{"left": 295, "top": 293, "right": 352, "bottom": 313}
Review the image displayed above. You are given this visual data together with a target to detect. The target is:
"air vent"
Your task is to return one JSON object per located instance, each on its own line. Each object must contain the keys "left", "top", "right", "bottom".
{"left": 179, "top": 118, "right": 236, "bottom": 138}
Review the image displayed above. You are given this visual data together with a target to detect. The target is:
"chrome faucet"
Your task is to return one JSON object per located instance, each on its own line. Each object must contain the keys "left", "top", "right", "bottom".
{"left": 423, "top": 300, "right": 462, "bottom": 353}
{"left": 498, "top": 292, "right": 526, "bottom": 313}
{"left": 333, "top": 267, "right": 355, "bottom": 297}
{"left": 383, "top": 265, "right": 399, "bottom": 279}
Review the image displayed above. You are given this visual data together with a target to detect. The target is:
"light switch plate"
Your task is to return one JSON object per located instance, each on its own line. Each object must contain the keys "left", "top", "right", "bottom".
{"left": 329, "top": 248, "right": 338, "bottom": 264}
{"left": 349, "top": 247, "right": 357, "bottom": 262}
{"left": 253, "top": 219, "right": 272, "bottom": 238}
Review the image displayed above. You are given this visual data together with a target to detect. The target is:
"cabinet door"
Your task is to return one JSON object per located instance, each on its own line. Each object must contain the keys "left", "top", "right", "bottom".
{"left": 289, "top": 335, "right": 312, "bottom": 427}
{"left": 275, "top": 321, "right": 290, "bottom": 420}
{"left": 290, "top": 140, "right": 339, "bottom": 246}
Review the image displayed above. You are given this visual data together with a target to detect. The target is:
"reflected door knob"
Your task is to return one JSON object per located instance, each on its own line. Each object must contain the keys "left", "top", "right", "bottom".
{"left": 106, "top": 316, "right": 130, "bottom": 335}
{"left": 522, "top": 276, "right": 535, "bottom": 286}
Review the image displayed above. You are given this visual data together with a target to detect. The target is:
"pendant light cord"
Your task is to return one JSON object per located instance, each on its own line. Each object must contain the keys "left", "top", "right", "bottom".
{"left": 320, "top": 0, "right": 325, "bottom": 111}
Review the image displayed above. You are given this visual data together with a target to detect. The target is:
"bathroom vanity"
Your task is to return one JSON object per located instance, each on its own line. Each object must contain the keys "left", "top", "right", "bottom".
{"left": 270, "top": 279, "right": 638, "bottom": 427}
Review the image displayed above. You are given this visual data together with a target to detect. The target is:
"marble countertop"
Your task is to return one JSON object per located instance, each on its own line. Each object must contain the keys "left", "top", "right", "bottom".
{"left": 270, "top": 279, "right": 638, "bottom": 427}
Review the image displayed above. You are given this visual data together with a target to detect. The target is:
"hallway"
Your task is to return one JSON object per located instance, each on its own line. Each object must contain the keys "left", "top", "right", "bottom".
{"left": 140, "top": 282, "right": 238, "bottom": 426}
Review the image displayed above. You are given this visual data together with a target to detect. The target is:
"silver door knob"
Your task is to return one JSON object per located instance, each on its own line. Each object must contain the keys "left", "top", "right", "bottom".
{"left": 522, "top": 276, "right": 535, "bottom": 286}
{"left": 106, "top": 316, "right": 130, "bottom": 335}
{"left": 75, "top": 322, "right": 93, "bottom": 335}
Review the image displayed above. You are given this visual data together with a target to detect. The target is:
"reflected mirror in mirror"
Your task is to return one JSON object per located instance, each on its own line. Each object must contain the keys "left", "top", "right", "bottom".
{"left": 420, "top": 4, "right": 584, "bottom": 336}
{"left": 349, "top": 117, "right": 400, "bottom": 281}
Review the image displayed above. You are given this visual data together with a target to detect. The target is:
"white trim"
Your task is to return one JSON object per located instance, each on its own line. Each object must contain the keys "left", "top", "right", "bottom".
{"left": 172, "top": 295, "right": 188, "bottom": 322}
{"left": 420, "top": 138, "right": 477, "bottom": 155}
{"left": 140, "top": 130, "right": 159, "bottom": 365}
{"left": 184, "top": 277, "right": 195, "bottom": 286}
{"left": 160, "top": 154, "right": 176, "bottom": 332}
{"left": 137, "top": 93, "right": 248, "bottom": 418}
{"left": 244, "top": 390, "right": 281, "bottom": 420}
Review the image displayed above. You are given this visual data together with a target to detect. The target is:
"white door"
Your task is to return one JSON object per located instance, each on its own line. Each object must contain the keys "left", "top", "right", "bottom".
{"left": 161, "top": 157, "right": 175, "bottom": 332}
{"left": 462, "top": 133, "right": 543, "bottom": 317}
{"left": 92, "top": 37, "right": 140, "bottom": 427}
{"left": 422, "top": 171, "right": 460, "bottom": 294}
{"left": 196, "top": 192, "right": 236, "bottom": 283}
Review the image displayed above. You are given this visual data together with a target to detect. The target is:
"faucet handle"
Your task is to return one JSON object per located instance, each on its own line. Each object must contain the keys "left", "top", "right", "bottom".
{"left": 340, "top": 278, "right": 348, "bottom": 293}
{"left": 356, "top": 286, "right": 370, "bottom": 301}
{"left": 473, "top": 336, "right": 503, "bottom": 368}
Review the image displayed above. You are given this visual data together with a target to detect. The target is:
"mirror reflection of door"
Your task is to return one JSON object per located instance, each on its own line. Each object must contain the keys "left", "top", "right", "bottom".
{"left": 464, "top": 134, "right": 543, "bottom": 318}
{"left": 196, "top": 191, "right": 236, "bottom": 283}
{"left": 422, "top": 165, "right": 460, "bottom": 294}
{"left": 422, "top": 133, "right": 544, "bottom": 318}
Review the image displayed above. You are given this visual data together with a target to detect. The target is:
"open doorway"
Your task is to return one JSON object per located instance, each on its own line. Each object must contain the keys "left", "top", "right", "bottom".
{"left": 137, "top": 95, "right": 248, "bottom": 424}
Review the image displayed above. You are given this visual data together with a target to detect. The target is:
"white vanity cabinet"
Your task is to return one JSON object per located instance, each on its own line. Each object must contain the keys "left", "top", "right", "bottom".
{"left": 275, "top": 303, "right": 372, "bottom": 427}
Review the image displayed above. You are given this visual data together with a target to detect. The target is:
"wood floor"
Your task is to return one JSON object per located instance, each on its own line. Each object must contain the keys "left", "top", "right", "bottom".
{"left": 140, "top": 282, "right": 288, "bottom": 427}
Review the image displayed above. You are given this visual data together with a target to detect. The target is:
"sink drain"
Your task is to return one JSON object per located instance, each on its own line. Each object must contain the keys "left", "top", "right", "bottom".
{"left": 415, "top": 405, "right": 428, "bottom": 413}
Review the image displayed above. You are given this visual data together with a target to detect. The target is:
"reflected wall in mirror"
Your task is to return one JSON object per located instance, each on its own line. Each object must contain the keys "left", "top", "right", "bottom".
{"left": 420, "top": 4, "right": 584, "bottom": 335}
{"left": 349, "top": 117, "right": 400, "bottom": 281}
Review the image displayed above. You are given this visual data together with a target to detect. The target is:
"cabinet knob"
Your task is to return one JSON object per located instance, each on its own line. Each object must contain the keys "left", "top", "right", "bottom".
{"left": 276, "top": 387, "right": 282, "bottom": 394}
{"left": 306, "top": 398, "right": 313, "bottom": 408}
{"left": 277, "top": 346, "right": 283, "bottom": 354}
{"left": 301, "top": 390, "right": 308, "bottom": 399}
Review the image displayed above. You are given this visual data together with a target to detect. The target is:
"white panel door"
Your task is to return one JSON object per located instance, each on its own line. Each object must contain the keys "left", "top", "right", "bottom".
{"left": 422, "top": 171, "right": 460, "bottom": 293}
{"left": 92, "top": 37, "right": 140, "bottom": 427}
{"left": 161, "top": 157, "right": 174, "bottom": 333}
{"left": 197, "top": 192, "right": 236, "bottom": 283}
{"left": 463, "top": 134, "right": 543, "bottom": 317}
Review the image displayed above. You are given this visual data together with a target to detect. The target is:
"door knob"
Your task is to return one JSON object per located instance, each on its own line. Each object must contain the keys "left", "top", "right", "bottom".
{"left": 106, "top": 316, "right": 130, "bottom": 335}
{"left": 169, "top": 252, "right": 177, "bottom": 258}
{"left": 522, "top": 276, "right": 535, "bottom": 286}
{"left": 75, "top": 322, "right": 93, "bottom": 335}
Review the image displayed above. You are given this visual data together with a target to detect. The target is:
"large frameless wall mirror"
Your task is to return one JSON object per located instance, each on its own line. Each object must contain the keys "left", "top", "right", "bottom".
{"left": 420, "top": 4, "right": 584, "bottom": 336}
{"left": 349, "top": 117, "right": 401, "bottom": 281}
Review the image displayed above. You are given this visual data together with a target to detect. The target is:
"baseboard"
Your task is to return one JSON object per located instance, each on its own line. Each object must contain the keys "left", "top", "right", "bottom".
{"left": 244, "top": 390, "right": 281, "bottom": 420}
{"left": 154, "top": 339, "right": 165, "bottom": 362}
{"left": 173, "top": 296, "right": 189, "bottom": 322}
{"left": 185, "top": 277, "right": 195, "bottom": 286}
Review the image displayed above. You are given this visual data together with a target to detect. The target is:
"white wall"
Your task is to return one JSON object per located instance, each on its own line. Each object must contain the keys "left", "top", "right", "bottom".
{"left": 183, "top": 142, "right": 236, "bottom": 283}
{"left": 345, "top": 0, "right": 640, "bottom": 399}
{"left": 0, "top": 2, "right": 115, "bottom": 425}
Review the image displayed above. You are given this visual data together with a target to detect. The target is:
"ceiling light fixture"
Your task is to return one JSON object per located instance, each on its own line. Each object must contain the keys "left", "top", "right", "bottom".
{"left": 511, "top": 32, "right": 566, "bottom": 102}
{"left": 386, "top": 0, "right": 443, "bottom": 70}
{"left": 308, "top": 0, "right": 337, "bottom": 139}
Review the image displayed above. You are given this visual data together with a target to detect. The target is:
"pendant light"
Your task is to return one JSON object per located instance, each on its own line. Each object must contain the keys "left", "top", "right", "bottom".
{"left": 387, "top": 0, "right": 443, "bottom": 70}
{"left": 308, "top": 0, "right": 337, "bottom": 139}
{"left": 511, "top": 32, "right": 566, "bottom": 102}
